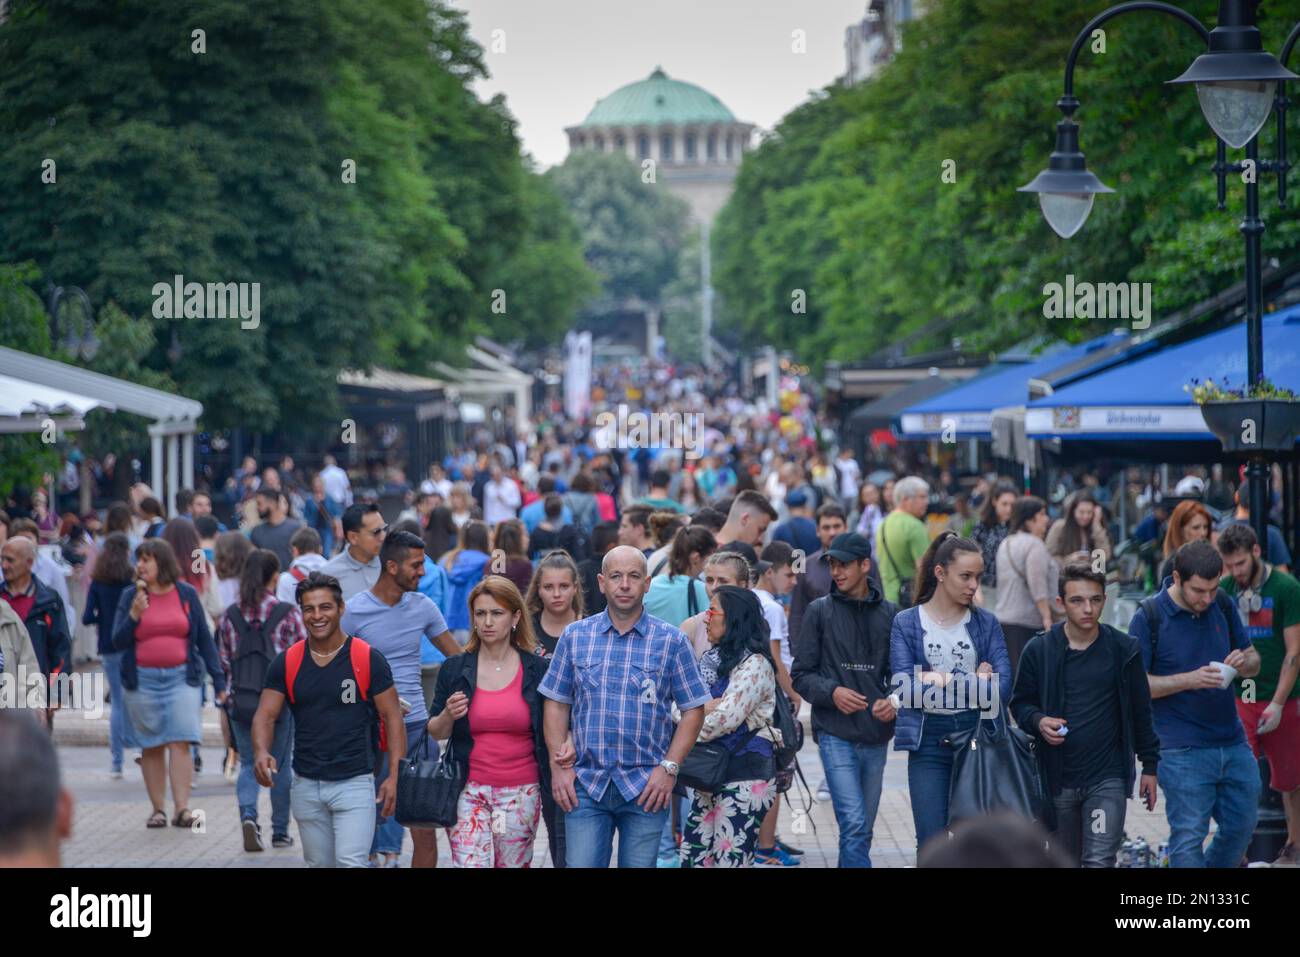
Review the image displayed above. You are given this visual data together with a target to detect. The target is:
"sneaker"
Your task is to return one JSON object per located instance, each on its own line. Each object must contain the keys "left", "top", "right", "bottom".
{"left": 242, "top": 820, "right": 265, "bottom": 852}
{"left": 110, "top": 767, "right": 123, "bottom": 780}
{"left": 271, "top": 834, "right": 295, "bottom": 849}
{"left": 655, "top": 854, "right": 681, "bottom": 868}
{"left": 754, "top": 845, "right": 802, "bottom": 867}
{"left": 775, "top": 837, "right": 805, "bottom": 856}
{"left": 1274, "top": 843, "right": 1300, "bottom": 867}
{"left": 815, "top": 781, "right": 831, "bottom": 803}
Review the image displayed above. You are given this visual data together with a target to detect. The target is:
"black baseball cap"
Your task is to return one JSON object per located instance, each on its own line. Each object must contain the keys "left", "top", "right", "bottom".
{"left": 823, "top": 532, "right": 872, "bottom": 563}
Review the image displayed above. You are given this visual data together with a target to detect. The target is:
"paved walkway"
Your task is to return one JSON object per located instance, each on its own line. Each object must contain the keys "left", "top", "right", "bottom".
{"left": 55, "top": 693, "right": 1171, "bottom": 868}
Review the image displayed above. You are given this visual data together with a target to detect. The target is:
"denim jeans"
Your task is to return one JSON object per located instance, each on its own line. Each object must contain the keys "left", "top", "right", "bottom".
{"left": 1051, "top": 777, "right": 1128, "bottom": 867}
{"left": 231, "top": 713, "right": 293, "bottom": 838}
{"left": 818, "top": 733, "right": 889, "bottom": 867}
{"left": 906, "top": 710, "right": 980, "bottom": 853}
{"left": 102, "top": 651, "right": 127, "bottom": 771}
{"left": 290, "top": 773, "right": 376, "bottom": 868}
{"left": 565, "top": 780, "right": 668, "bottom": 868}
{"left": 1158, "top": 742, "right": 1260, "bottom": 868}
{"left": 655, "top": 793, "right": 691, "bottom": 862}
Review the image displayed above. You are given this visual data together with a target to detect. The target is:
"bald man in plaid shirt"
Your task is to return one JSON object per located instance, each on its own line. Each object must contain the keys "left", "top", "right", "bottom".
{"left": 542, "top": 545, "right": 710, "bottom": 868}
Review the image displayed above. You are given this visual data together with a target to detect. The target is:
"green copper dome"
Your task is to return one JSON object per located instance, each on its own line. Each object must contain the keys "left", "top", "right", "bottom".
{"left": 578, "top": 67, "right": 737, "bottom": 128}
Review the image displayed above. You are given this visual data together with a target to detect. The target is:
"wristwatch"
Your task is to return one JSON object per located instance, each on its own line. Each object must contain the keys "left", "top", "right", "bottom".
{"left": 659, "top": 759, "right": 680, "bottom": 776}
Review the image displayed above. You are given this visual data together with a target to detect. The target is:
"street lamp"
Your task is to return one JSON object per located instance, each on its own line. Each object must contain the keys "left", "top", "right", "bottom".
{"left": 1023, "top": 0, "right": 1300, "bottom": 865}
{"left": 46, "top": 284, "right": 99, "bottom": 361}
{"left": 1169, "top": 1, "right": 1296, "bottom": 148}
{"left": 1020, "top": 0, "right": 1300, "bottom": 551}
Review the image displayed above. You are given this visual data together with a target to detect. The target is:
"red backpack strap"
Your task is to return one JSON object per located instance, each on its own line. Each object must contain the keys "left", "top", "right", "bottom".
{"left": 290, "top": 566, "right": 307, "bottom": 582}
{"left": 284, "top": 641, "right": 306, "bottom": 705}
{"left": 348, "top": 636, "right": 372, "bottom": 701}
{"left": 347, "top": 637, "right": 386, "bottom": 752}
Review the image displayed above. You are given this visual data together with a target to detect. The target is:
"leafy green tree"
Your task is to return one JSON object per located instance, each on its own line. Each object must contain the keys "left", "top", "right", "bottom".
{"left": 713, "top": 0, "right": 1300, "bottom": 369}
{"left": 547, "top": 150, "right": 692, "bottom": 324}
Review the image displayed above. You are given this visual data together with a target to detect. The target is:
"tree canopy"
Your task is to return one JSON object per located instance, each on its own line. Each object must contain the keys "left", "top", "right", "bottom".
{"left": 712, "top": 0, "right": 1300, "bottom": 368}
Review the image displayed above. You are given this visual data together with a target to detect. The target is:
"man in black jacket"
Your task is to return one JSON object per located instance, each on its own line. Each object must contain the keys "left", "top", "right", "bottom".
{"left": 791, "top": 533, "right": 897, "bottom": 868}
{"left": 1011, "top": 562, "right": 1159, "bottom": 867}
{"left": 1, "top": 536, "right": 71, "bottom": 725}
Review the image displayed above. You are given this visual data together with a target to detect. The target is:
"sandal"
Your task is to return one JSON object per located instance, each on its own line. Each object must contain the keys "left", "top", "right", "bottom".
{"left": 172, "top": 808, "right": 195, "bottom": 828}
{"left": 146, "top": 809, "right": 167, "bottom": 828}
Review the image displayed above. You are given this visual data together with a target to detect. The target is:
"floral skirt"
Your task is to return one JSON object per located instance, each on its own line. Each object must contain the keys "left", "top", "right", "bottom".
{"left": 681, "top": 778, "right": 775, "bottom": 868}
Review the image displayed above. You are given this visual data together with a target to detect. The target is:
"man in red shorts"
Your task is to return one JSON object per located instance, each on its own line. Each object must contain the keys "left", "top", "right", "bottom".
{"left": 1219, "top": 524, "right": 1300, "bottom": 865}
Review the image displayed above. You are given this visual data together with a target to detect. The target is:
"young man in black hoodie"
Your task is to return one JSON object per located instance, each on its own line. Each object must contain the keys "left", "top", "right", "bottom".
{"left": 1010, "top": 562, "right": 1159, "bottom": 867}
{"left": 791, "top": 533, "right": 897, "bottom": 868}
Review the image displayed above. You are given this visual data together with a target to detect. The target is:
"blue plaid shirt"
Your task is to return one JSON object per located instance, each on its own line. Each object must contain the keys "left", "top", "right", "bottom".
{"left": 540, "top": 608, "right": 711, "bottom": 801}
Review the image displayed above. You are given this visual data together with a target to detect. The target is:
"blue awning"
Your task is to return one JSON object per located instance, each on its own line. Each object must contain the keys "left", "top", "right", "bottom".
{"left": 899, "top": 332, "right": 1130, "bottom": 438}
{"left": 1025, "top": 304, "right": 1300, "bottom": 441}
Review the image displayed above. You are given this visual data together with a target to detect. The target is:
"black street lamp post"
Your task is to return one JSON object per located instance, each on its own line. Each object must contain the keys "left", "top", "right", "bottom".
{"left": 1021, "top": 0, "right": 1300, "bottom": 864}
{"left": 1021, "top": 0, "right": 1298, "bottom": 553}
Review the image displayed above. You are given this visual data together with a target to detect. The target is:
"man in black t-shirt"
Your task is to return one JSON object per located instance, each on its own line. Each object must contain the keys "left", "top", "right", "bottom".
{"left": 252, "top": 572, "right": 405, "bottom": 868}
{"left": 1011, "top": 563, "right": 1160, "bottom": 867}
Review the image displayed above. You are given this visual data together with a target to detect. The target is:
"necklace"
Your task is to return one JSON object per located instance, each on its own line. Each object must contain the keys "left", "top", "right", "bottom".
{"left": 310, "top": 637, "right": 345, "bottom": 661}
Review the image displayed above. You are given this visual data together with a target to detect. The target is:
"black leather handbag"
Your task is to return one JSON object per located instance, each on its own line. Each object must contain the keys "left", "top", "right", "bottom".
{"left": 394, "top": 732, "right": 463, "bottom": 828}
{"left": 678, "top": 726, "right": 761, "bottom": 793}
{"left": 944, "top": 713, "right": 1048, "bottom": 827}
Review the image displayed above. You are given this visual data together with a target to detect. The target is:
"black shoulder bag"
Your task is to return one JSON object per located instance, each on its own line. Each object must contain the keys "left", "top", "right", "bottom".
{"left": 395, "top": 729, "right": 463, "bottom": 828}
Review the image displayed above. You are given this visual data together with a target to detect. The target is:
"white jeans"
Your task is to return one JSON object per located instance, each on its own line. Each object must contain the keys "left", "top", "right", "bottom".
{"left": 290, "top": 773, "right": 375, "bottom": 867}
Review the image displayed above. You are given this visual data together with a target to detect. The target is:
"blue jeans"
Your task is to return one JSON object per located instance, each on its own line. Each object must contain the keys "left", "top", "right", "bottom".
{"left": 818, "top": 733, "right": 889, "bottom": 867}
{"left": 565, "top": 779, "right": 668, "bottom": 868}
{"left": 1052, "top": 777, "right": 1128, "bottom": 867}
{"left": 231, "top": 714, "right": 293, "bottom": 838}
{"left": 656, "top": 793, "right": 691, "bottom": 862}
{"left": 1158, "top": 742, "right": 1260, "bottom": 868}
{"left": 102, "top": 651, "right": 127, "bottom": 771}
{"left": 371, "top": 721, "right": 438, "bottom": 857}
{"left": 906, "top": 710, "right": 980, "bottom": 853}
{"left": 290, "top": 773, "right": 376, "bottom": 867}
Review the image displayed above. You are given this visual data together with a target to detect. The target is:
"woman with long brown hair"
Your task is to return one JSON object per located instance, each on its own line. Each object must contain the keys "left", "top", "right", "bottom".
{"left": 1158, "top": 500, "right": 1213, "bottom": 584}
{"left": 524, "top": 550, "right": 584, "bottom": 660}
{"left": 427, "top": 576, "right": 553, "bottom": 867}
{"left": 111, "top": 539, "right": 226, "bottom": 829}
{"left": 493, "top": 519, "right": 533, "bottom": 595}
{"left": 83, "top": 532, "right": 135, "bottom": 777}
{"left": 523, "top": 551, "right": 584, "bottom": 868}
{"left": 1045, "top": 491, "right": 1112, "bottom": 567}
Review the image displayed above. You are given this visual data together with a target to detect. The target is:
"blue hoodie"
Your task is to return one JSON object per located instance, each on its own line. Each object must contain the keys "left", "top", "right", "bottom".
{"left": 445, "top": 550, "right": 490, "bottom": 631}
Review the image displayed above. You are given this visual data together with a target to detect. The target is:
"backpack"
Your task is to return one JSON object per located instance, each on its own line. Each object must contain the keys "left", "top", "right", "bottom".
{"left": 283, "top": 636, "right": 387, "bottom": 752}
{"left": 227, "top": 602, "right": 294, "bottom": 724}
{"left": 1138, "top": 589, "right": 1238, "bottom": 670}
{"left": 289, "top": 566, "right": 308, "bottom": 582}
{"left": 769, "top": 677, "right": 800, "bottom": 771}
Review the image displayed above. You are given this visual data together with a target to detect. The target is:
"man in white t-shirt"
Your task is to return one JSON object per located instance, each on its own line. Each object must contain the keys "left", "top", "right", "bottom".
{"left": 753, "top": 540, "right": 805, "bottom": 867}
{"left": 834, "top": 449, "right": 862, "bottom": 511}
{"left": 482, "top": 464, "right": 522, "bottom": 526}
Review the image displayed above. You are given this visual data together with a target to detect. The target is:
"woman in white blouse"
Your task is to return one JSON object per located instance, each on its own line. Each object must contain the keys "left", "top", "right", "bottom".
{"left": 681, "top": 586, "right": 782, "bottom": 868}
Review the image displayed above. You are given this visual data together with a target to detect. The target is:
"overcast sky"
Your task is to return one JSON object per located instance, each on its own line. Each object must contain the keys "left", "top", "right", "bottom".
{"left": 451, "top": 0, "right": 873, "bottom": 169}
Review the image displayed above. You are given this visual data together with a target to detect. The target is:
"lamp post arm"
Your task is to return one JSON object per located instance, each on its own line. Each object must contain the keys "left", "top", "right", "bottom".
{"left": 1063, "top": 2, "right": 1210, "bottom": 102}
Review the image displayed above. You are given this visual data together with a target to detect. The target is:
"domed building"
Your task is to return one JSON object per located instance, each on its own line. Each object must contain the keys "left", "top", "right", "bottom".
{"left": 565, "top": 67, "right": 755, "bottom": 225}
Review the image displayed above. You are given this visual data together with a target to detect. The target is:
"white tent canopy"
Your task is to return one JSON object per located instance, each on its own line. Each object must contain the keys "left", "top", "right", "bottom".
{"left": 0, "top": 347, "right": 203, "bottom": 513}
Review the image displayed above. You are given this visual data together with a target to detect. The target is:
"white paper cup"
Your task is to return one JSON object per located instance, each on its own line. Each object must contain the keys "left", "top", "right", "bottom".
{"left": 1210, "top": 661, "right": 1237, "bottom": 689}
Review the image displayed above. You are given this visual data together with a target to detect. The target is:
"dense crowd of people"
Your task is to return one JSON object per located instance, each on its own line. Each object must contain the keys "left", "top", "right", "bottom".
{"left": 1, "top": 366, "right": 1298, "bottom": 870}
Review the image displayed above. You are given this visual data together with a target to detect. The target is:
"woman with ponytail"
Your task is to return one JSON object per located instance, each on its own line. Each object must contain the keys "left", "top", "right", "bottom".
{"left": 889, "top": 531, "right": 1012, "bottom": 853}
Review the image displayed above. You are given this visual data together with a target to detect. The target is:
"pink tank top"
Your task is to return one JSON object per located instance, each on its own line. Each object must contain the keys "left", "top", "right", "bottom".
{"left": 134, "top": 587, "right": 190, "bottom": 668}
{"left": 467, "top": 665, "right": 538, "bottom": 787}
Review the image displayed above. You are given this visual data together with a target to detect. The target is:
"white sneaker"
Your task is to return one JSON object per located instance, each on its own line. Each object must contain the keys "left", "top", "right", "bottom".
{"left": 816, "top": 781, "right": 831, "bottom": 802}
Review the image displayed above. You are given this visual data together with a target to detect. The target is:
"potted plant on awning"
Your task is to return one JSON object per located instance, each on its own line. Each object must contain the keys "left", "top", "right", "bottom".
{"left": 1187, "top": 377, "right": 1300, "bottom": 453}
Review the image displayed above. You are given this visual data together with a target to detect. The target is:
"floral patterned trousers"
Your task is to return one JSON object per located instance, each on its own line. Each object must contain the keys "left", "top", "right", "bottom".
{"left": 449, "top": 781, "right": 542, "bottom": 868}
{"left": 680, "top": 778, "right": 775, "bottom": 868}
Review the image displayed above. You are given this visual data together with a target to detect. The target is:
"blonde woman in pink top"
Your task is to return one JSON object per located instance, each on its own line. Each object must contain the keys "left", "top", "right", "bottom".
{"left": 426, "top": 576, "right": 557, "bottom": 867}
